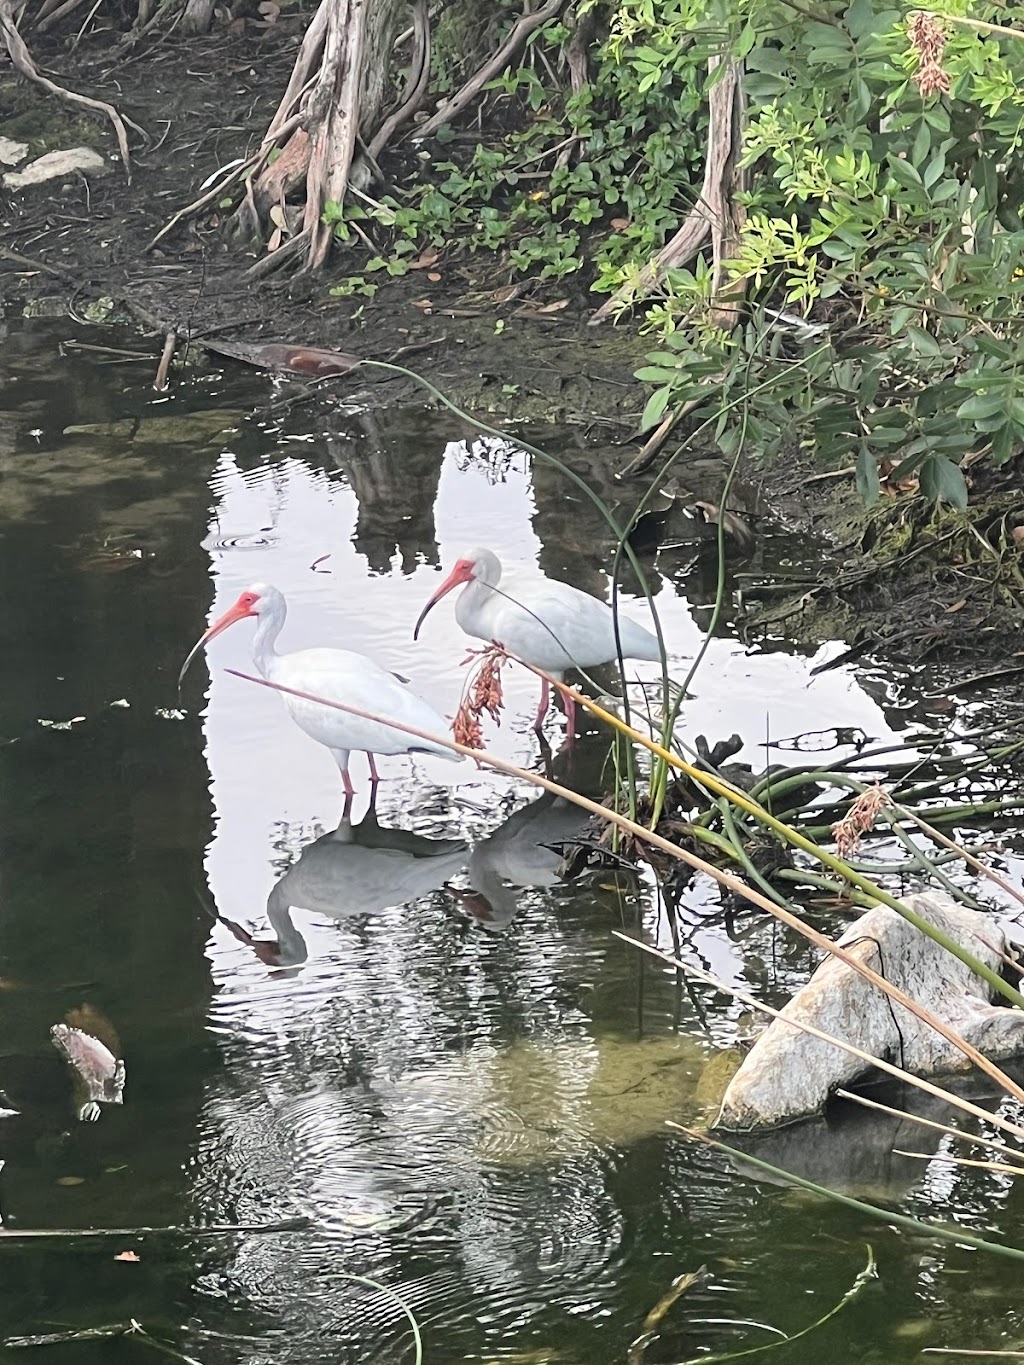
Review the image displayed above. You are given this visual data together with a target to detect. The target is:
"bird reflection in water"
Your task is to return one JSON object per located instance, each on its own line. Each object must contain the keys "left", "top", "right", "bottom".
{"left": 215, "top": 747, "right": 599, "bottom": 967}
{"left": 450, "top": 789, "right": 589, "bottom": 932}
{"left": 214, "top": 801, "right": 469, "bottom": 970}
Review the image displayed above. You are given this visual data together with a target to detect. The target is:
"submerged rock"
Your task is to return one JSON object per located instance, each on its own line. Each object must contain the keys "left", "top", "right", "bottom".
{"left": 715, "top": 891, "right": 1024, "bottom": 1131}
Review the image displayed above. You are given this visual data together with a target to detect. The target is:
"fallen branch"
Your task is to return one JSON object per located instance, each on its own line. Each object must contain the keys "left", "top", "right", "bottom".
{"left": 412, "top": 0, "right": 566, "bottom": 142}
{"left": 5, "top": 1320, "right": 201, "bottom": 1362}
{"left": 0, "top": 1216, "right": 308, "bottom": 1241}
{"left": 0, "top": 0, "right": 143, "bottom": 175}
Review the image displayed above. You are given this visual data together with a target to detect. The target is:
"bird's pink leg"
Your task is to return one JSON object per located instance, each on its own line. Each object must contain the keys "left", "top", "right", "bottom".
{"left": 564, "top": 692, "right": 577, "bottom": 745}
{"left": 335, "top": 758, "right": 355, "bottom": 800}
{"left": 533, "top": 676, "right": 550, "bottom": 731}
{"left": 367, "top": 752, "right": 381, "bottom": 787}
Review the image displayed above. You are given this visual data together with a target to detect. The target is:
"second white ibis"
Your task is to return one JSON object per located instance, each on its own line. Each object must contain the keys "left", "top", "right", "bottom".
{"left": 179, "top": 582, "right": 460, "bottom": 797}
{"left": 413, "top": 546, "right": 663, "bottom": 734}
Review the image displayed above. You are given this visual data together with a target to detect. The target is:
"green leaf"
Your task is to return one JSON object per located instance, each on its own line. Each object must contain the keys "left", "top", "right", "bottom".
{"left": 956, "top": 392, "right": 1007, "bottom": 423}
{"left": 923, "top": 149, "right": 947, "bottom": 190}
{"left": 855, "top": 444, "right": 880, "bottom": 506}
{"left": 905, "top": 324, "right": 943, "bottom": 357}
{"left": 919, "top": 454, "right": 968, "bottom": 508}
{"left": 887, "top": 157, "right": 925, "bottom": 192}
{"left": 639, "top": 386, "right": 671, "bottom": 433}
{"left": 991, "top": 422, "right": 1017, "bottom": 465}
{"left": 845, "top": 0, "right": 879, "bottom": 38}
{"left": 911, "top": 120, "right": 930, "bottom": 167}
{"left": 851, "top": 74, "right": 872, "bottom": 118}
{"left": 634, "top": 366, "right": 680, "bottom": 384}
{"left": 735, "top": 21, "right": 757, "bottom": 57}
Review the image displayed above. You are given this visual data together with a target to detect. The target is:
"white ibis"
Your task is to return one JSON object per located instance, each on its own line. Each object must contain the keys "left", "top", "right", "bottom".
{"left": 413, "top": 547, "right": 662, "bottom": 734}
{"left": 179, "top": 582, "right": 460, "bottom": 797}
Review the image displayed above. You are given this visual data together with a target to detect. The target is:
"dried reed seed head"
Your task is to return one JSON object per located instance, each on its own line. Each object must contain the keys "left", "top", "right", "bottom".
{"left": 451, "top": 644, "right": 510, "bottom": 745}
{"left": 452, "top": 709, "right": 485, "bottom": 750}
{"left": 907, "top": 11, "right": 950, "bottom": 96}
{"left": 831, "top": 783, "right": 889, "bottom": 858}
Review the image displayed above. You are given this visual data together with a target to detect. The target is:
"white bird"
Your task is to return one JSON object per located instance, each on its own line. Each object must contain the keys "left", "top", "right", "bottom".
{"left": 413, "top": 546, "right": 662, "bottom": 734}
{"left": 179, "top": 582, "right": 460, "bottom": 797}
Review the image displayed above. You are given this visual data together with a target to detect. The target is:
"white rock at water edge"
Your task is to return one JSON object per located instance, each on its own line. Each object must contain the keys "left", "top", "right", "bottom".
{"left": 3, "top": 147, "right": 109, "bottom": 189}
{"left": 714, "top": 890, "right": 1024, "bottom": 1131}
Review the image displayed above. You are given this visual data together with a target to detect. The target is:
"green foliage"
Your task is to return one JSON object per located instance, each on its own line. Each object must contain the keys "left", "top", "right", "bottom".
{"left": 631, "top": 0, "right": 1024, "bottom": 502}
{"left": 322, "top": 0, "right": 1024, "bottom": 499}
{"left": 328, "top": 3, "right": 707, "bottom": 288}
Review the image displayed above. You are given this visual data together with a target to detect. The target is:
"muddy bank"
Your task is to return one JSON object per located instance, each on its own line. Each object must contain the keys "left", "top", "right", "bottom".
{"left": 4, "top": 32, "right": 1024, "bottom": 678}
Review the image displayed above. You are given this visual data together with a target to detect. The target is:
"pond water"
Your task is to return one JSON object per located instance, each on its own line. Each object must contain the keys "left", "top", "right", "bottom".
{"left": 2, "top": 312, "right": 1024, "bottom": 1364}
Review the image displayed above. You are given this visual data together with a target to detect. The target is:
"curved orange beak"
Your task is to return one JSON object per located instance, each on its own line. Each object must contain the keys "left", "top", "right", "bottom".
{"left": 177, "top": 593, "right": 257, "bottom": 688}
{"left": 413, "top": 559, "right": 475, "bottom": 640}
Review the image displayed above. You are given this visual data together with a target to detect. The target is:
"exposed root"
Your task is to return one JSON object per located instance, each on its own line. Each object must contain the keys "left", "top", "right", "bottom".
{"left": 590, "top": 56, "right": 746, "bottom": 325}
{"left": 367, "top": 0, "right": 429, "bottom": 163}
{"left": 0, "top": 0, "right": 144, "bottom": 174}
{"left": 36, "top": 0, "right": 91, "bottom": 34}
{"left": 412, "top": 0, "right": 566, "bottom": 143}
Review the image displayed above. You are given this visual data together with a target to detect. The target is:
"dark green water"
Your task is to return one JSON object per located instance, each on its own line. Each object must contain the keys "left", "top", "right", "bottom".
{"left": 2, "top": 313, "right": 1024, "bottom": 1364}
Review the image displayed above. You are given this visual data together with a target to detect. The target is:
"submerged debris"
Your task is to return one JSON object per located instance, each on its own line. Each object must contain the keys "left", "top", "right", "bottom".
{"left": 51, "top": 1019, "right": 126, "bottom": 1123}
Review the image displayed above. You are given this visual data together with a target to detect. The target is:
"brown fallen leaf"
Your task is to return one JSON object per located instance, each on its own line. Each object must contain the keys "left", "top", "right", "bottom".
{"left": 114, "top": 1250, "right": 140, "bottom": 1262}
{"left": 514, "top": 298, "right": 569, "bottom": 317}
{"left": 426, "top": 271, "right": 442, "bottom": 282}
{"left": 1012, "top": 525, "right": 1024, "bottom": 546}
{"left": 410, "top": 299, "right": 433, "bottom": 311}
{"left": 409, "top": 248, "right": 439, "bottom": 270}
{"left": 610, "top": 217, "right": 631, "bottom": 231}
{"left": 945, "top": 598, "right": 967, "bottom": 613}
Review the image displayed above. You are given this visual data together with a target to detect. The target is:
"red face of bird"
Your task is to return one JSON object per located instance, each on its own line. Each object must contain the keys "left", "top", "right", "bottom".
{"left": 412, "top": 557, "right": 476, "bottom": 640}
{"left": 177, "top": 588, "right": 263, "bottom": 688}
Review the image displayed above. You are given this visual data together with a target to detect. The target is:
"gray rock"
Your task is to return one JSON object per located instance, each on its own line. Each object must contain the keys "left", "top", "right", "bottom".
{"left": 715, "top": 891, "right": 1024, "bottom": 1131}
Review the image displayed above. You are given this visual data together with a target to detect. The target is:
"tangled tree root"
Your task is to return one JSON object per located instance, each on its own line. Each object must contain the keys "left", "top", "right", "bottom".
{"left": 0, "top": 0, "right": 144, "bottom": 174}
{"left": 151, "top": 0, "right": 570, "bottom": 273}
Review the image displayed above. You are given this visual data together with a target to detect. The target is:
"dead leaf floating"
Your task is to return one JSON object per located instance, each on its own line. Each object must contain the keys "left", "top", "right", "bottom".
{"left": 114, "top": 1250, "right": 141, "bottom": 1262}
